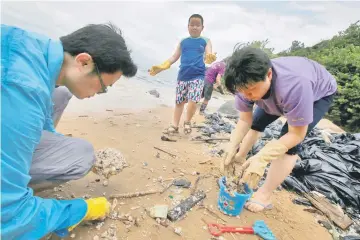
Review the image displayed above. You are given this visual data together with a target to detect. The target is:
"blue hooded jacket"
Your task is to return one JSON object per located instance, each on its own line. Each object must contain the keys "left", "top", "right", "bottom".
{"left": 1, "top": 24, "right": 87, "bottom": 239}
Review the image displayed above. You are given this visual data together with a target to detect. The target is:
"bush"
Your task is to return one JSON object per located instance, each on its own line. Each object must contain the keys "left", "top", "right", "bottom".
{"left": 278, "top": 21, "right": 360, "bottom": 132}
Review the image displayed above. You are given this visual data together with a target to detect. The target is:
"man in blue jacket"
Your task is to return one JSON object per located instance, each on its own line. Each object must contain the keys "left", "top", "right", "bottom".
{"left": 1, "top": 23, "right": 137, "bottom": 239}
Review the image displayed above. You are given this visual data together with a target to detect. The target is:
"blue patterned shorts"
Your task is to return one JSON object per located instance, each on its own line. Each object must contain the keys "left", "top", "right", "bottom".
{"left": 176, "top": 78, "right": 204, "bottom": 104}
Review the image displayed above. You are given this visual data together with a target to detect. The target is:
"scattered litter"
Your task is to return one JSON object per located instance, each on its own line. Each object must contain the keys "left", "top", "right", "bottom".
{"left": 174, "top": 227, "right": 182, "bottom": 235}
{"left": 100, "top": 225, "right": 117, "bottom": 240}
{"left": 83, "top": 194, "right": 91, "bottom": 199}
{"left": 111, "top": 199, "right": 118, "bottom": 211}
{"left": 224, "top": 176, "right": 247, "bottom": 196}
{"left": 173, "top": 179, "right": 191, "bottom": 188}
{"left": 110, "top": 189, "right": 160, "bottom": 199}
{"left": 192, "top": 171, "right": 200, "bottom": 176}
{"left": 200, "top": 112, "right": 235, "bottom": 137}
{"left": 167, "top": 190, "right": 206, "bottom": 221}
{"left": 53, "top": 194, "right": 64, "bottom": 200}
{"left": 149, "top": 89, "right": 160, "bottom": 98}
{"left": 93, "top": 236, "right": 100, "bottom": 240}
{"left": 96, "top": 222, "right": 105, "bottom": 230}
{"left": 70, "top": 233, "right": 75, "bottom": 238}
{"left": 246, "top": 120, "right": 360, "bottom": 221}
{"left": 103, "top": 180, "right": 109, "bottom": 187}
{"left": 161, "top": 135, "right": 177, "bottom": 142}
{"left": 149, "top": 205, "right": 169, "bottom": 219}
{"left": 292, "top": 197, "right": 312, "bottom": 207}
{"left": 197, "top": 203, "right": 227, "bottom": 223}
{"left": 154, "top": 146, "right": 177, "bottom": 158}
{"left": 94, "top": 148, "right": 128, "bottom": 178}
{"left": 318, "top": 220, "right": 332, "bottom": 230}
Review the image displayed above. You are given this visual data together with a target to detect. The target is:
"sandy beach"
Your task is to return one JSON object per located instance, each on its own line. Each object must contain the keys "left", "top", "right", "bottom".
{"left": 36, "top": 84, "right": 342, "bottom": 240}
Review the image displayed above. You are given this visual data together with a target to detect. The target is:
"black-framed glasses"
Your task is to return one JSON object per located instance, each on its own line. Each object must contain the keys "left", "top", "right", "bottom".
{"left": 94, "top": 64, "right": 107, "bottom": 94}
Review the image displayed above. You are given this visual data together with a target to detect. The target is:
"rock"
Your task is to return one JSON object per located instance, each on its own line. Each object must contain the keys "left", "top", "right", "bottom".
{"left": 149, "top": 89, "right": 160, "bottom": 98}
{"left": 217, "top": 100, "right": 239, "bottom": 116}
{"left": 173, "top": 179, "right": 191, "bottom": 188}
{"left": 93, "top": 236, "right": 100, "bottom": 240}
{"left": 318, "top": 220, "right": 333, "bottom": 230}
{"left": 174, "top": 227, "right": 182, "bottom": 235}
{"left": 103, "top": 180, "right": 109, "bottom": 187}
{"left": 96, "top": 222, "right": 105, "bottom": 230}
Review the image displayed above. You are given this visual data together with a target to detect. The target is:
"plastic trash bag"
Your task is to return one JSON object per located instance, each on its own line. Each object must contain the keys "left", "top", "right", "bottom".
{"left": 252, "top": 120, "right": 360, "bottom": 220}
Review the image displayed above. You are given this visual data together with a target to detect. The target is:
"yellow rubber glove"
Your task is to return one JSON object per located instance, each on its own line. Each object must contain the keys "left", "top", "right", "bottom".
{"left": 149, "top": 60, "right": 171, "bottom": 76}
{"left": 68, "top": 197, "right": 110, "bottom": 231}
{"left": 241, "top": 139, "right": 288, "bottom": 188}
{"left": 205, "top": 53, "right": 217, "bottom": 64}
{"left": 220, "top": 120, "right": 250, "bottom": 174}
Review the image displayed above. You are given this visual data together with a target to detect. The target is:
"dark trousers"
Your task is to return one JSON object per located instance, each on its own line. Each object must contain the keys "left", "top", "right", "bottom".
{"left": 251, "top": 94, "right": 335, "bottom": 155}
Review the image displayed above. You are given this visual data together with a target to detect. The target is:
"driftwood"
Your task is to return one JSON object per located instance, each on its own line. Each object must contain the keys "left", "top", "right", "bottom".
{"left": 191, "top": 125, "right": 206, "bottom": 129}
{"left": 110, "top": 189, "right": 160, "bottom": 199}
{"left": 161, "top": 181, "right": 174, "bottom": 194}
{"left": 161, "top": 135, "right": 177, "bottom": 142}
{"left": 191, "top": 137, "right": 230, "bottom": 143}
{"left": 198, "top": 204, "right": 227, "bottom": 223}
{"left": 191, "top": 174, "right": 213, "bottom": 195}
{"left": 304, "top": 192, "right": 353, "bottom": 230}
{"left": 167, "top": 191, "right": 206, "bottom": 221}
{"left": 154, "top": 147, "right": 177, "bottom": 158}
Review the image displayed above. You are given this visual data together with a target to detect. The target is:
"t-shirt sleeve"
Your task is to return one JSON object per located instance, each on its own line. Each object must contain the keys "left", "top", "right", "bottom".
{"left": 235, "top": 93, "right": 254, "bottom": 112}
{"left": 201, "top": 36, "right": 210, "bottom": 43}
{"left": 217, "top": 62, "right": 226, "bottom": 76}
{"left": 282, "top": 78, "right": 314, "bottom": 126}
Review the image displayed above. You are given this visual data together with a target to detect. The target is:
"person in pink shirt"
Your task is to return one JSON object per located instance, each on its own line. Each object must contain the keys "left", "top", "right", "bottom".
{"left": 200, "top": 59, "right": 227, "bottom": 114}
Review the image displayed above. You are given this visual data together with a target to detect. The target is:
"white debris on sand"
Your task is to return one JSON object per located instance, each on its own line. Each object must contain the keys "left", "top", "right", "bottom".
{"left": 94, "top": 148, "right": 128, "bottom": 178}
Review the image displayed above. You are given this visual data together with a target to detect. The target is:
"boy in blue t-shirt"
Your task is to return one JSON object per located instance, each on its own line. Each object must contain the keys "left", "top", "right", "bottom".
{"left": 149, "top": 14, "right": 217, "bottom": 134}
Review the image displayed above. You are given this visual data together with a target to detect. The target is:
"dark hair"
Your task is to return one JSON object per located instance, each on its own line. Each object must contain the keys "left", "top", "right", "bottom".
{"left": 188, "top": 14, "right": 204, "bottom": 25}
{"left": 224, "top": 47, "right": 271, "bottom": 94}
{"left": 222, "top": 57, "right": 230, "bottom": 64}
{"left": 60, "top": 22, "right": 137, "bottom": 77}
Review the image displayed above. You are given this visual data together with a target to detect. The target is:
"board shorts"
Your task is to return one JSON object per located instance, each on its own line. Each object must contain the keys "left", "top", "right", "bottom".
{"left": 175, "top": 78, "right": 204, "bottom": 104}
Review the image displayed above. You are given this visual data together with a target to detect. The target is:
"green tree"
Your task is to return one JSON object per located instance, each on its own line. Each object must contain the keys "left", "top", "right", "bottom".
{"left": 278, "top": 21, "right": 360, "bottom": 132}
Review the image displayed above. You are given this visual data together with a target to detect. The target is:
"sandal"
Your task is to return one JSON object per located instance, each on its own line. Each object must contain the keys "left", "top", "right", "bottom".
{"left": 245, "top": 200, "right": 273, "bottom": 213}
{"left": 184, "top": 121, "right": 192, "bottom": 135}
{"left": 163, "top": 125, "right": 179, "bottom": 135}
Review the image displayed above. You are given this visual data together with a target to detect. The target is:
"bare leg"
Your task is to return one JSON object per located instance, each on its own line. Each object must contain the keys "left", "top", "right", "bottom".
{"left": 173, "top": 102, "right": 185, "bottom": 127}
{"left": 245, "top": 154, "right": 298, "bottom": 212}
{"left": 185, "top": 101, "right": 197, "bottom": 122}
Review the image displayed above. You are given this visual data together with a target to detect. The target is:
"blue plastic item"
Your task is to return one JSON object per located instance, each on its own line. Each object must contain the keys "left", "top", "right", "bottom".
{"left": 217, "top": 176, "right": 253, "bottom": 216}
{"left": 253, "top": 220, "right": 277, "bottom": 240}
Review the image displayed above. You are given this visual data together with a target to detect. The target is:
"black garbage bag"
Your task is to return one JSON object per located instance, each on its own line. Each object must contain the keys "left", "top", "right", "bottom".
{"left": 252, "top": 121, "right": 360, "bottom": 220}
{"left": 202, "top": 112, "right": 360, "bottom": 220}
{"left": 202, "top": 113, "right": 235, "bottom": 135}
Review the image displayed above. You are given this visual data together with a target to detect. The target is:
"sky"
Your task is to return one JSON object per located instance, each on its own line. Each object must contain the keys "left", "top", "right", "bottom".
{"left": 2, "top": 1, "right": 360, "bottom": 74}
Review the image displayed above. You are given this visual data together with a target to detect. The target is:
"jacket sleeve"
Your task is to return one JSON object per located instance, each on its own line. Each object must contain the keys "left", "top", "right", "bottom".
{"left": 1, "top": 81, "right": 87, "bottom": 240}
